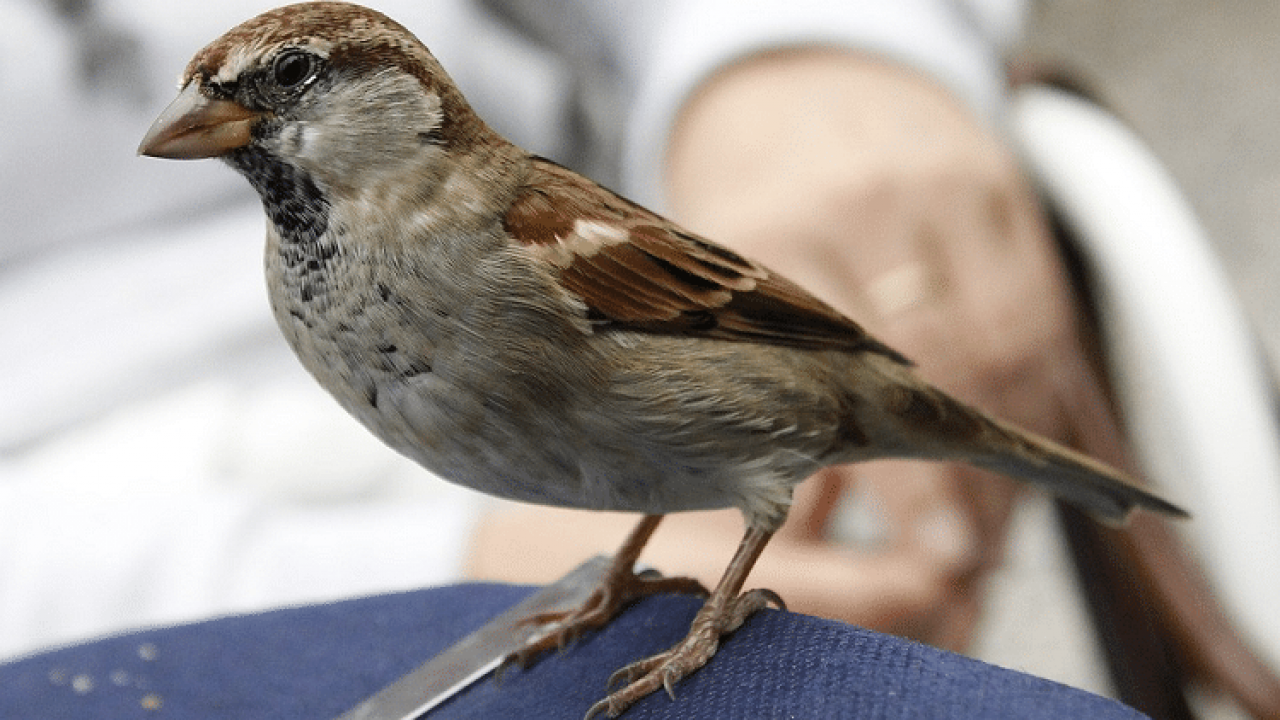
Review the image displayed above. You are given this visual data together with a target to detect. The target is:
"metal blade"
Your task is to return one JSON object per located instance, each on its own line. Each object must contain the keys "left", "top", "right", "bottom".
{"left": 333, "top": 556, "right": 609, "bottom": 720}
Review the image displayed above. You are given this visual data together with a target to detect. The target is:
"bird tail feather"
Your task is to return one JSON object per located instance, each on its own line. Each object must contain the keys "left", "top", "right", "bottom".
{"left": 885, "top": 379, "right": 1189, "bottom": 525}
{"left": 979, "top": 416, "right": 1187, "bottom": 524}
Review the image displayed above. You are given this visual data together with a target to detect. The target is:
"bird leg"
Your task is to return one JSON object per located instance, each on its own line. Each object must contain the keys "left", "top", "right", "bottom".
{"left": 584, "top": 526, "right": 782, "bottom": 719}
{"left": 510, "top": 514, "right": 709, "bottom": 665}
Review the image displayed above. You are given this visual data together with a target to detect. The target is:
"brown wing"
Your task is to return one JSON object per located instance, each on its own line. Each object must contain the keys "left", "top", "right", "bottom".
{"left": 504, "top": 157, "right": 909, "bottom": 364}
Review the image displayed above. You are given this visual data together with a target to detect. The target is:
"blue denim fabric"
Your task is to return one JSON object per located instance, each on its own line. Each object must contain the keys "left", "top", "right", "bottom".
{"left": 0, "top": 584, "right": 1145, "bottom": 719}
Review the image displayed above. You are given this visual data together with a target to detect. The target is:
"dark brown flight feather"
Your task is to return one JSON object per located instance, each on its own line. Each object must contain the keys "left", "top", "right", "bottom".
{"left": 506, "top": 158, "right": 910, "bottom": 363}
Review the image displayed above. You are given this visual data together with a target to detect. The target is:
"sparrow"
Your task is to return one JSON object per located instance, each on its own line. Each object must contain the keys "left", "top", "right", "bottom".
{"left": 138, "top": 3, "right": 1186, "bottom": 717}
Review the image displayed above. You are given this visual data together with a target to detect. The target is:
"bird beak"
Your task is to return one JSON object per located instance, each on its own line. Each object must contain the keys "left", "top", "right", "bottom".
{"left": 138, "top": 82, "right": 260, "bottom": 159}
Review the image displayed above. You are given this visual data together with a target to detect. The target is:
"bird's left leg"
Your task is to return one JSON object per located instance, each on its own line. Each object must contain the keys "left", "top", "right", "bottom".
{"left": 585, "top": 526, "right": 783, "bottom": 719}
{"left": 511, "top": 514, "right": 709, "bottom": 665}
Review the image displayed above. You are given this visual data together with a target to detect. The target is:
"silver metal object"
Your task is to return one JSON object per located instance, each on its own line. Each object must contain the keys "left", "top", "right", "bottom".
{"left": 333, "top": 556, "right": 609, "bottom": 720}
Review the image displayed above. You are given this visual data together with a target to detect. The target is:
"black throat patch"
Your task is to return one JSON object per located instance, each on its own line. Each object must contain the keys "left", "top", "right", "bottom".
{"left": 226, "top": 145, "right": 330, "bottom": 247}
{"left": 227, "top": 146, "right": 340, "bottom": 303}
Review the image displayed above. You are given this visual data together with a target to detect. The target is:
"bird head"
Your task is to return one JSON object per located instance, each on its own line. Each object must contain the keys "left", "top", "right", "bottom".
{"left": 139, "top": 2, "right": 499, "bottom": 213}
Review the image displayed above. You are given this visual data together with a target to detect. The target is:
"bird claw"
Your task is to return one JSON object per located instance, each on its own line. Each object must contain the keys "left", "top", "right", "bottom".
{"left": 586, "top": 650, "right": 688, "bottom": 719}
{"left": 582, "top": 587, "right": 781, "bottom": 718}
{"left": 508, "top": 568, "right": 708, "bottom": 669}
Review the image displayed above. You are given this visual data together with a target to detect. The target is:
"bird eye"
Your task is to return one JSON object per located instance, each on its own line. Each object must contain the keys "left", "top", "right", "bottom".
{"left": 272, "top": 50, "right": 317, "bottom": 90}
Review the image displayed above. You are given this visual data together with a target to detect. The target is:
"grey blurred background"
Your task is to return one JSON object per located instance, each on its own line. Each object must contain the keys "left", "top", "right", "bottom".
{"left": 1026, "top": 1, "right": 1280, "bottom": 378}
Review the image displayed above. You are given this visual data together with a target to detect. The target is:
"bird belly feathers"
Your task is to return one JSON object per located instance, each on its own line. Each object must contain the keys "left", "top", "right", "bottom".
{"left": 264, "top": 232, "right": 843, "bottom": 527}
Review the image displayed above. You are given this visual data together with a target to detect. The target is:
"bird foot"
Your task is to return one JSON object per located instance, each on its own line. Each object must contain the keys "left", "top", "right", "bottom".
{"left": 509, "top": 567, "right": 708, "bottom": 668}
{"left": 583, "top": 587, "right": 783, "bottom": 719}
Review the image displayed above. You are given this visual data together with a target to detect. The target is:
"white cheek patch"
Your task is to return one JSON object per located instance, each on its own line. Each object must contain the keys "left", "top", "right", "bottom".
{"left": 292, "top": 123, "right": 325, "bottom": 161}
{"left": 272, "top": 122, "right": 299, "bottom": 154}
